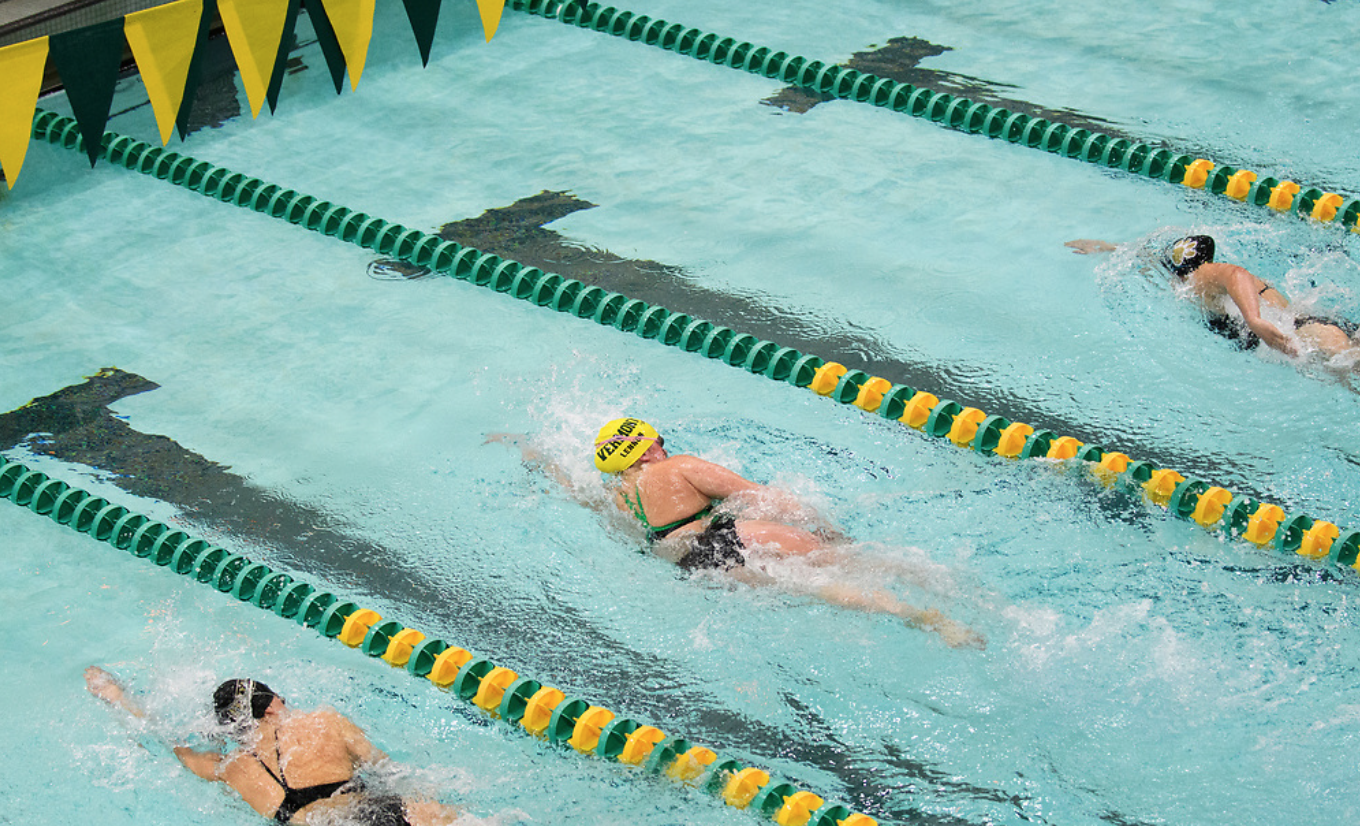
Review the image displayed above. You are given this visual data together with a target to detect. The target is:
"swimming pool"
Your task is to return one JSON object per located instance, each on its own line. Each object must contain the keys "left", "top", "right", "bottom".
{"left": 4, "top": 1, "right": 1360, "bottom": 824}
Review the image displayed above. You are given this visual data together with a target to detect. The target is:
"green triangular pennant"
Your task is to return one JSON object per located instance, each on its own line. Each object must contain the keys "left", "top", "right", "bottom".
{"left": 48, "top": 19, "right": 126, "bottom": 167}
{"left": 176, "top": 0, "right": 217, "bottom": 140}
{"left": 303, "top": 0, "right": 348, "bottom": 94}
{"left": 400, "top": 0, "right": 440, "bottom": 67}
{"left": 264, "top": 0, "right": 303, "bottom": 114}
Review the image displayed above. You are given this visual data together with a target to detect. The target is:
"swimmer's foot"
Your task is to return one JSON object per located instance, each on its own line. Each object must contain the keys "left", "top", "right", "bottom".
{"left": 907, "top": 608, "right": 987, "bottom": 650}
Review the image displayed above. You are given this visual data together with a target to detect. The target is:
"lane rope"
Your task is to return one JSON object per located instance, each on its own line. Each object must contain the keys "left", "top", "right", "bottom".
{"left": 507, "top": 0, "right": 1360, "bottom": 234}
{"left": 0, "top": 452, "right": 881, "bottom": 826}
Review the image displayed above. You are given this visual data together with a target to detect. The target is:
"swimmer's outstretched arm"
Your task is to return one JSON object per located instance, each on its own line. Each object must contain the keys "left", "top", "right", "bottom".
{"left": 486, "top": 432, "right": 589, "bottom": 498}
{"left": 485, "top": 433, "right": 626, "bottom": 526}
{"left": 1065, "top": 239, "right": 1117, "bottom": 254}
{"left": 485, "top": 433, "right": 569, "bottom": 485}
{"left": 85, "top": 666, "right": 223, "bottom": 778}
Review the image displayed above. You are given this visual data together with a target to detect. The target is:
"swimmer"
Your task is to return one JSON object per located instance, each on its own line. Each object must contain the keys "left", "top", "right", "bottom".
{"left": 84, "top": 667, "right": 461, "bottom": 826}
{"left": 1067, "top": 235, "right": 1360, "bottom": 360}
{"left": 490, "top": 421, "right": 985, "bottom": 649}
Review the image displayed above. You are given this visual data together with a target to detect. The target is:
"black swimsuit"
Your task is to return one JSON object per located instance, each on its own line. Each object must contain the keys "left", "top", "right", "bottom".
{"left": 1205, "top": 312, "right": 1360, "bottom": 351}
{"left": 1204, "top": 284, "right": 1359, "bottom": 349}
{"left": 1204, "top": 313, "right": 1260, "bottom": 350}
{"left": 256, "top": 753, "right": 411, "bottom": 826}
{"left": 675, "top": 513, "right": 746, "bottom": 572}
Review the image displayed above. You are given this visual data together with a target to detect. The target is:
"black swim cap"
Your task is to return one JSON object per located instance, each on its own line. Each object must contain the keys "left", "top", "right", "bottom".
{"left": 212, "top": 679, "right": 278, "bottom": 726}
{"left": 1168, "top": 235, "right": 1215, "bottom": 277}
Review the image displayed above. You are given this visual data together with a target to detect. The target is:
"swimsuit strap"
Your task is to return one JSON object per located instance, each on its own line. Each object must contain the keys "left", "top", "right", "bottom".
{"left": 1259, "top": 284, "right": 1272, "bottom": 295}
{"left": 621, "top": 486, "right": 651, "bottom": 528}
{"left": 250, "top": 741, "right": 291, "bottom": 791}
{"left": 651, "top": 505, "right": 713, "bottom": 538}
{"left": 622, "top": 486, "right": 713, "bottom": 538}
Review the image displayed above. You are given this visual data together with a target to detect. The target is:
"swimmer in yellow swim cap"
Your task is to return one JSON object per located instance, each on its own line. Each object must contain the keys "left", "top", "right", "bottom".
{"left": 488, "top": 423, "right": 985, "bottom": 648}
{"left": 588, "top": 418, "right": 982, "bottom": 649}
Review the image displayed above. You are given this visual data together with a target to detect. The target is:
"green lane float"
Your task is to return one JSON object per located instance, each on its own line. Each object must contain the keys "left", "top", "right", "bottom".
{"left": 30, "top": 111, "right": 1360, "bottom": 572}
{"left": 0, "top": 455, "right": 882, "bottom": 826}
{"left": 506, "top": 0, "right": 1360, "bottom": 234}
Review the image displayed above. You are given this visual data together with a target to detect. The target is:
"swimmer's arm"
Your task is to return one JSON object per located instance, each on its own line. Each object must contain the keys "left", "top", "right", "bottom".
{"left": 671, "top": 456, "right": 765, "bottom": 500}
{"left": 87, "top": 667, "right": 228, "bottom": 779}
{"left": 1065, "top": 239, "right": 1117, "bottom": 254}
{"left": 1215, "top": 265, "right": 1298, "bottom": 356}
{"left": 485, "top": 433, "right": 570, "bottom": 485}
{"left": 725, "top": 566, "right": 777, "bottom": 587}
{"left": 331, "top": 711, "right": 388, "bottom": 767}
{"left": 485, "top": 433, "right": 596, "bottom": 505}
{"left": 674, "top": 457, "right": 838, "bottom": 531}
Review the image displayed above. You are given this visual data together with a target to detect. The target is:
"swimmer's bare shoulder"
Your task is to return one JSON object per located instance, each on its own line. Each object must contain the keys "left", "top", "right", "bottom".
{"left": 1065, "top": 239, "right": 1117, "bottom": 254}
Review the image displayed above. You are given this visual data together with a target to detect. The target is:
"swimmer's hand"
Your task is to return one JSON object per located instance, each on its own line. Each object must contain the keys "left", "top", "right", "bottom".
{"left": 485, "top": 432, "right": 541, "bottom": 464}
{"left": 85, "top": 666, "right": 146, "bottom": 717}
{"left": 1065, "top": 239, "right": 1117, "bottom": 255}
{"left": 1247, "top": 319, "right": 1299, "bottom": 358}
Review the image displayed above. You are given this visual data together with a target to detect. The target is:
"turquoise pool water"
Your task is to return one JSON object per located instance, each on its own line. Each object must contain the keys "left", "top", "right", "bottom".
{"left": 3, "top": 1, "right": 1360, "bottom": 824}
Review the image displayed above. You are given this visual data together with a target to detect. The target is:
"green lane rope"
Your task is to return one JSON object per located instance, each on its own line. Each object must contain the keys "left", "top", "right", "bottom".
{"left": 0, "top": 453, "right": 878, "bottom": 826}
{"left": 508, "top": 0, "right": 1360, "bottom": 234}
{"left": 29, "top": 108, "right": 1360, "bottom": 572}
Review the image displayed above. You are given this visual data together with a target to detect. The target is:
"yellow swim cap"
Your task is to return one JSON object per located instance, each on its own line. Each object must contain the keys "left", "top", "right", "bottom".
{"left": 594, "top": 418, "right": 659, "bottom": 473}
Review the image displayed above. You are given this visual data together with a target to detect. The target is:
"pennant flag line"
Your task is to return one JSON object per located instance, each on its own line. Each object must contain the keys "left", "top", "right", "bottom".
{"left": 0, "top": 36, "right": 50, "bottom": 187}
{"left": 174, "top": 0, "right": 217, "bottom": 140}
{"left": 2, "top": 0, "right": 507, "bottom": 189}
{"left": 124, "top": 0, "right": 204, "bottom": 145}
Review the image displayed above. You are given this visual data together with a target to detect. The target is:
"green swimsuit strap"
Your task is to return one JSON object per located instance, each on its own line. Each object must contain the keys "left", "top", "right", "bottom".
{"left": 622, "top": 486, "right": 651, "bottom": 528}
{"left": 623, "top": 486, "right": 713, "bottom": 535}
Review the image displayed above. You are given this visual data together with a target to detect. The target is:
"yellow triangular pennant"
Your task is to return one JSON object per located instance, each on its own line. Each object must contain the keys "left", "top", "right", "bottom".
{"left": 124, "top": 0, "right": 203, "bottom": 145}
{"left": 319, "top": 0, "right": 375, "bottom": 90}
{"left": 476, "top": 0, "right": 504, "bottom": 42}
{"left": 0, "top": 37, "right": 49, "bottom": 188}
{"left": 217, "top": 0, "right": 290, "bottom": 117}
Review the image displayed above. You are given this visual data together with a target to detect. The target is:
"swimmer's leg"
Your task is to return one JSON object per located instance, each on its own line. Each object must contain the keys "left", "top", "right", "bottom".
{"left": 734, "top": 519, "right": 823, "bottom": 555}
{"left": 403, "top": 798, "right": 464, "bottom": 826}
{"left": 814, "top": 584, "right": 986, "bottom": 650}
